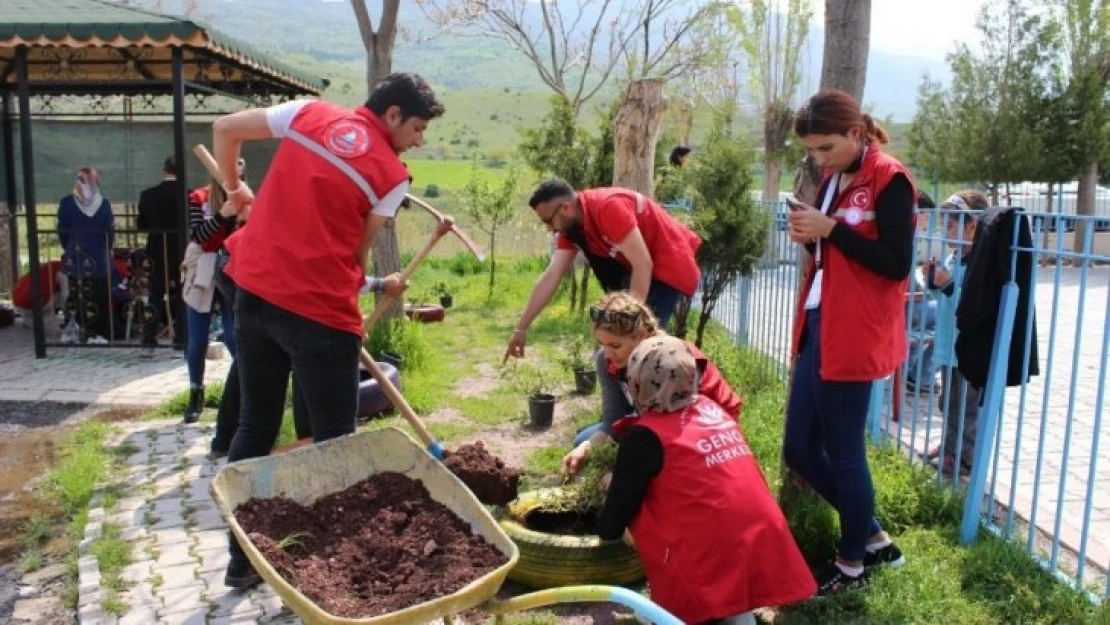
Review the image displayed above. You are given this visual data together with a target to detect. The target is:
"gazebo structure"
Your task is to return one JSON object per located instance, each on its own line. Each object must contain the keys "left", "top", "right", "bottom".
{"left": 1, "top": 0, "right": 326, "bottom": 357}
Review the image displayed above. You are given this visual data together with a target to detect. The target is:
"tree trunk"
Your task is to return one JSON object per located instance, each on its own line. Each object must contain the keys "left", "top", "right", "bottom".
{"left": 352, "top": 0, "right": 402, "bottom": 319}
{"left": 1046, "top": 182, "right": 1055, "bottom": 214}
{"left": 819, "top": 0, "right": 872, "bottom": 101}
{"left": 577, "top": 264, "right": 591, "bottom": 315}
{"left": 781, "top": 0, "right": 872, "bottom": 506}
{"left": 1073, "top": 162, "right": 1098, "bottom": 256}
{"left": 763, "top": 156, "right": 783, "bottom": 203}
{"left": 612, "top": 78, "right": 668, "bottom": 195}
{"left": 371, "top": 222, "right": 403, "bottom": 319}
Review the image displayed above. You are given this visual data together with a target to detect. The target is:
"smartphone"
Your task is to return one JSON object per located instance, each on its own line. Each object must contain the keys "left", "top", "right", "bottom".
{"left": 784, "top": 193, "right": 804, "bottom": 211}
{"left": 926, "top": 258, "right": 937, "bottom": 287}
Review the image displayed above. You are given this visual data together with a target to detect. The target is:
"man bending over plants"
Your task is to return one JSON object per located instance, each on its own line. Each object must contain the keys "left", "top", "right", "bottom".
{"left": 503, "top": 179, "right": 702, "bottom": 444}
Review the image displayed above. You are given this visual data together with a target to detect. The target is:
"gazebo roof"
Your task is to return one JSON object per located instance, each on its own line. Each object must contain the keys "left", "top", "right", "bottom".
{"left": 0, "top": 0, "right": 327, "bottom": 98}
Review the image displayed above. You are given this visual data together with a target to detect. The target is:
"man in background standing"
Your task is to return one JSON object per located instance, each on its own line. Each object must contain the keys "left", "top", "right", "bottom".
{"left": 137, "top": 156, "right": 185, "bottom": 352}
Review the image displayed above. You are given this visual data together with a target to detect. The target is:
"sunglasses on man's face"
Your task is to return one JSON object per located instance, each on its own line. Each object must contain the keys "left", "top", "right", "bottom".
{"left": 589, "top": 307, "right": 638, "bottom": 325}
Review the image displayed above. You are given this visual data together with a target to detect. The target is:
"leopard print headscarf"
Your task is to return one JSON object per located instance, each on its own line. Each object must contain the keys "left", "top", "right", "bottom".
{"left": 625, "top": 335, "right": 698, "bottom": 414}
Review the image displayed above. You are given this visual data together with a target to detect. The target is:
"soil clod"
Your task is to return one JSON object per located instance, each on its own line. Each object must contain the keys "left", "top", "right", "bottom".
{"left": 443, "top": 441, "right": 521, "bottom": 506}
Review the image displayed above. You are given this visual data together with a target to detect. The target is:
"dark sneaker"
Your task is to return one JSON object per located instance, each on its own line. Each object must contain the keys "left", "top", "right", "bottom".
{"left": 816, "top": 563, "right": 868, "bottom": 597}
{"left": 224, "top": 557, "right": 261, "bottom": 589}
{"left": 183, "top": 386, "right": 204, "bottom": 424}
{"left": 863, "top": 542, "right": 906, "bottom": 570}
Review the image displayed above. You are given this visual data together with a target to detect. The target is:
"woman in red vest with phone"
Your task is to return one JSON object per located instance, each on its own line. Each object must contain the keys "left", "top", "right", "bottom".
{"left": 783, "top": 90, "right": 915, "bottom": 595}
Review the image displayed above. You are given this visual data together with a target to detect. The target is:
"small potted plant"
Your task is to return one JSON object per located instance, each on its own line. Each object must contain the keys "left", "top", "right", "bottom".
{"left": 560, "top": 335, "right": 597, "bottom": 395}
{"left": 503, "top": 362, "right": 556, "bottom": 429}
{"left": 436, "top": 282, "right": 454, "bottom": 309}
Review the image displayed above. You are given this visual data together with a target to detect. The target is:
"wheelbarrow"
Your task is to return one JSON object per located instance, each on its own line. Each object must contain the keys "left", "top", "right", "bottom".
{"left": 209, "top": 428, "right": 681, "bottom": 625}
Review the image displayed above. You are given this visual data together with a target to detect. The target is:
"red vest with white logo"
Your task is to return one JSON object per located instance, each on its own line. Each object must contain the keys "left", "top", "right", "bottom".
{"left": 791, "top": 145, "right": 916, "bottom": 381}
{"left": 226, "top": 102, "right": 408, "bottom": 336}
{"left": 555, "top": 188, "right": 702, "bottom": 296}
{"left": 626, "top": 396, "right": 816, "bottom": 622}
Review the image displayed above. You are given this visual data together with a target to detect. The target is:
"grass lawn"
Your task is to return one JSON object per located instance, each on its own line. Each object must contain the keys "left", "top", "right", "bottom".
{"left": 36, "top": 253, "right": 1108, "bottom": 623}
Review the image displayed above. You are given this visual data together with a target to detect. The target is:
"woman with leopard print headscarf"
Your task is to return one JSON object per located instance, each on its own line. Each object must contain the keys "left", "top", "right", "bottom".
{"left": 595, "top": 335, "right": 815, "bottom": 624}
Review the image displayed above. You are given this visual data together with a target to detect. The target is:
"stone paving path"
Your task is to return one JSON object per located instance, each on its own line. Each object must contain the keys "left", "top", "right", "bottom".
{"left": 0, "top": 322, "right": 231, "bottom": 405}
{"left": 72, "top": 420, "right": 301, "bottom": 625}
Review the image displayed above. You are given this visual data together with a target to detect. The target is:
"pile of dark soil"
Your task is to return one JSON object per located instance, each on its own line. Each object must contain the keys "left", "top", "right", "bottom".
{"left": 235, "top": 472, "right": 508, "bottom": 619}
{"left": 443, "top": 441, "right": 521, "bottom": 506}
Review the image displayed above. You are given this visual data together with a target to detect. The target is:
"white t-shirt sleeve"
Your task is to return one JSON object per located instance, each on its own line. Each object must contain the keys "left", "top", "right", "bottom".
{"left": 372, "top": 180, "right": 410, "bottom": 218}
{"left": 265, "top": 100, "right": 313, "bottom": 138}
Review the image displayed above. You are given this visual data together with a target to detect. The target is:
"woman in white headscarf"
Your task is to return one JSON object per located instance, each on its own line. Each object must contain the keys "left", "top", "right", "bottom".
{"left": 57, "top": 167, "right": 115, "bottom": 340}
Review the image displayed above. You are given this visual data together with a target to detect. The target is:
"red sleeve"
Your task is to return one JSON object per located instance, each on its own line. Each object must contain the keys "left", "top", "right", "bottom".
{"left": 554, "top": 232, "right": 576, "bottom": 251}
{"left": 596, "top": 196, "right": 638, "bottom": 244}
{"left": 692, "top": 345, "right": 743, "bottom": 420}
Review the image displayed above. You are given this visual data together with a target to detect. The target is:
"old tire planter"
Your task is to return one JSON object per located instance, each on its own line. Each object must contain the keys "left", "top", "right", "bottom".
{"left": 498, "top": 487, "right": 644, "bottom": 589}
{"left": 404, "top": 304, "right": 445, "bottom": 323}
{"left": 357, "top": 362, "right": 401, "bottom": 418}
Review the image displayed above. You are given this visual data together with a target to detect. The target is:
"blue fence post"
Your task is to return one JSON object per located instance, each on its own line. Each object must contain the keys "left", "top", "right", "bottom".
{"left": 959, "top": 283, "right": 1019, "bottom": 545}
{"left": 868, "top": 379, "right": 885, "bottom": 445}
{"left": 736, "top": 275, "right": 751, "bottom": 346}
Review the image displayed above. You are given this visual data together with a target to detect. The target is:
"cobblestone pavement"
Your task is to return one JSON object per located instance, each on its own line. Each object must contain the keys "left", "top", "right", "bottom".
{"left": 0, "top": 323, "right": 231, "bottom": 406}
{"left": 66, "top": 420, "right": 303, "bottom": 625}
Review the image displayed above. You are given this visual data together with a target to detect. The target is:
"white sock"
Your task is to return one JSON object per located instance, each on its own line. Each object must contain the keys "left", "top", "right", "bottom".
{"left": 836, "top": 561, "right": 865, "bottom": 578}
{"left": 866, "top": 537, "right": 892, "bottom": 553}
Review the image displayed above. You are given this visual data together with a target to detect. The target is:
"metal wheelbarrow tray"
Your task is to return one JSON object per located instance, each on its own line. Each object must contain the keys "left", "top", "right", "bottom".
{"left": 209, "top": 427, "right": 520, "bottom": 625}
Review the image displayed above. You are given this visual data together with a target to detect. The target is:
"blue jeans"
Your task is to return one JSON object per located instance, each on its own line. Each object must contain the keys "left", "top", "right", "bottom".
{"left": 577, "top": 280, "right": 687, "bottom": 446}
{"left": 907, "top": 299, "right": 937, "bottom": 383}
{"left": 185, "top": 298, "right": 235, "bottom": 387}
{"left": 782, "top": 308, "right": 883, "bottom": 562}
{"left": 227, "top": 288, "right": 360, "bottom": 564}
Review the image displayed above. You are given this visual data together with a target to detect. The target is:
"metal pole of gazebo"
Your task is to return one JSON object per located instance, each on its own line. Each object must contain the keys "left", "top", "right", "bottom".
{"left": 2, "top": 93, "right": 20, "bottom": 289}
{"left": 16, "top": 45, "right": 46, "bottom": 358}
{"left": 171, "top": 46, "right": 189, "bottom": 351}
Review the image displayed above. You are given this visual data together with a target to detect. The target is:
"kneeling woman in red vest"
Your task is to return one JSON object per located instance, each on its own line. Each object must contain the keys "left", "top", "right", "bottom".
{"left": 561, "top": 291, "right": 742, "bottom": 476}
{"left": 597, "top": 336, "right": 816, "bottom": 625}
{"left": 784, "top": 89, "right": 915, "bottom": 595}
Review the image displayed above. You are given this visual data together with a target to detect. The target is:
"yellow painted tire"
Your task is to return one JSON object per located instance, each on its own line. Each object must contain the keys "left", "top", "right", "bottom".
{"left": 498, "top": 488, "right": 645, "bottom": 589}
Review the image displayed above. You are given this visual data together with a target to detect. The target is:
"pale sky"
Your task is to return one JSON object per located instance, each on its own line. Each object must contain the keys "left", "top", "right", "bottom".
{"left": 839, "top": 0, "right": 987, "bottom": 61}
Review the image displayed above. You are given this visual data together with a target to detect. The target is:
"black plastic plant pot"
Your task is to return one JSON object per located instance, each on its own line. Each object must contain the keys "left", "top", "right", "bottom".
{"left": 528, "top": 393, "right": 556, "bottom": 428}
{"left": 573, "top": 368, "right": 597, "bottom": 395}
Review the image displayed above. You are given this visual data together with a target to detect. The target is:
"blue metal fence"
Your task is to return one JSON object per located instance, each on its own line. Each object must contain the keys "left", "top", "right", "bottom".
{"left": 716, "top": 203, "right": 1110, "bottom": 599}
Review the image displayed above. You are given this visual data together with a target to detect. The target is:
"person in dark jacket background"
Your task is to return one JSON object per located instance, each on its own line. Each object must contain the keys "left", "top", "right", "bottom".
{"left": 137, "top": 155, "right": 186, "bottom": 350}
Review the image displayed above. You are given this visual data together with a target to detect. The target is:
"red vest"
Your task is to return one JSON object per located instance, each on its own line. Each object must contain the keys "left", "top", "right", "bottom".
{"left": 226, "top": 102, "right": 409, "bottom": 336}
{"left": 627, "top": 396, "right": 816, "bottom": 622}
{"left": 555, "top": 188, "right": 702, "bottom": 296}
{"left": 13, "top": 260, "right": 64, "bottom": 309}
{"left": 791, "top": 145, "right": 916, "bottom": 381}
{"left": 609, "top": 342, "right": 742, "bottom": 422}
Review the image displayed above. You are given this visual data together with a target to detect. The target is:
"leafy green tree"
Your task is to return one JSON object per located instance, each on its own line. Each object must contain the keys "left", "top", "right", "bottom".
{"left": 686, "top": 118, "right": 768, "bottom": 347}
{"left": 460, "top": 157, "right": 519, "bottom": 300}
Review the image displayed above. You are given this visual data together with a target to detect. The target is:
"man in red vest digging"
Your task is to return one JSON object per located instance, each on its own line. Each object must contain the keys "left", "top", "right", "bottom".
{"left": 211, "top": 72, "right": 445, "bottom": 588}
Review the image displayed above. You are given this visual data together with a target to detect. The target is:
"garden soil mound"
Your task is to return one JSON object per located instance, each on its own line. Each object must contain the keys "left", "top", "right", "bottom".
{"left": 443, "top": 441, "right": 521, "bottom": 506}
{"left": 235, "top": 472, "right": 507, "bottom": 619}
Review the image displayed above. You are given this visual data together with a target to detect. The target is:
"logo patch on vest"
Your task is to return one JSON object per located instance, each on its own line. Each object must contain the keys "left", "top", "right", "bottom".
{"left": 693, "top": 403, "right": 732, "bottom": 430}
{"left": 323, "top": 121, "right": 371, "bottom": 159}
{"left": 845, "top": 188, "right": 871, "bottom": 226}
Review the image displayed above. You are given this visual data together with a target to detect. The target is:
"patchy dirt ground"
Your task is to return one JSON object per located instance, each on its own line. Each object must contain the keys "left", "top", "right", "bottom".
{"left": 0, "top": 402, "right": 143, "bottom": 625}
